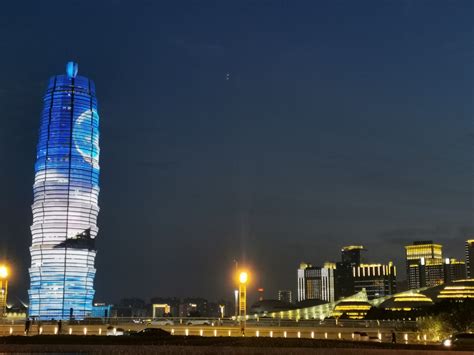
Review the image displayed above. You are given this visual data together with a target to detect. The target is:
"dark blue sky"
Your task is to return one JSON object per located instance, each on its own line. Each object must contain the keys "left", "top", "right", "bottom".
{"left": 0, "top": 0, "right": 472, "bottom": 304}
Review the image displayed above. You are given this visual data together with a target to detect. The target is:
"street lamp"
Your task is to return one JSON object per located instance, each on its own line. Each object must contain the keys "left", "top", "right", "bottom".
{"left": 238, "top": 271, "right": 248, "bottom": 336}
{"left": 0, "top": 265, "right": 8, "bottom": 317}
{"left": 234, "top": 289, "right": 239, "bottom": 318}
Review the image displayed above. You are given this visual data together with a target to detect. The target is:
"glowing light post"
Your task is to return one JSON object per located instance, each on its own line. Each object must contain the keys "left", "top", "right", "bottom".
{"left": 239, "top": 271, "right": 248, "bottom": 336}
{"left": 234, "top": 290, "right": 239, "bottom": 318}
{"left": 0, "top": 265, "right": 8, "bottom": 317}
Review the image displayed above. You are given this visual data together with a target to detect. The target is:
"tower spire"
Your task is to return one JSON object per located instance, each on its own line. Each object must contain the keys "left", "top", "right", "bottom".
{"left": 66, "top": 61, "right": 78, "bottom": 78}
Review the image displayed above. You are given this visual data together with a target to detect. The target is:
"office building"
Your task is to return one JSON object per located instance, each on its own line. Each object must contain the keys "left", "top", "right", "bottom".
{"left": 353, "top": 262, "right": 397, "bottom": 300}
{"left": 321, "top": 262, "right": 336, "bottom": 302}
{"left": 466, "top": 240, "right": 474, "bottom": 278}
{"left": 443, "top": 258, "right": 466, "bottom": 283}
{"left": 28, "top": 62, "right": 101, "bottom": 319}
{"left": 335, "top": 246, "right": 364, "bottom": 299}
{"left": 297, "top": 262, "right": 335, "bottom": 302}
{"left": 278, "top": 290, "right": 292, "bottom": 304}
{"left": 405, "top": 241, "right": 443, "bottom": 289}
{"left": 297, "top": 263, "right": 320, "bottom": 302}
{"left": 341, "top": 245, "right": 364, "bottom": 265}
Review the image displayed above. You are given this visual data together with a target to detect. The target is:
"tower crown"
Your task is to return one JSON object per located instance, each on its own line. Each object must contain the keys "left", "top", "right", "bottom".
{"left": 66, "top": 61, "right": 78, "bottom": 78}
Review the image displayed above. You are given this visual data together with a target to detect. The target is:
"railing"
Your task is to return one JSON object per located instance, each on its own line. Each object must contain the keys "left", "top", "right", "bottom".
{"left": 0, "top": 316, "right": 418, "bottom": 330}
{"left": 0, "top": 322, "right": 439, "bottom": 345}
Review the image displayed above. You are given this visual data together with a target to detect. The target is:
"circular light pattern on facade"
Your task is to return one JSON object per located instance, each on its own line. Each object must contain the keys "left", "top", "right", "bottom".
{"left": 28, "top": 63, "right": 100, "bottom": 320}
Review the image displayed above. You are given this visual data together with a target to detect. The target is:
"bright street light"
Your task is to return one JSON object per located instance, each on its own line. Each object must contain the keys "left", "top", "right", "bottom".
{"left": 0, "top": 264, "right": 8, "bottom": 317}
{"left": 237, "top": 270, "right": 250, "bottom": 336}
{"left": 0, "top": 266, "right": 8, "bottom": 279}
{"left": 239, "top": 271, "right": 248, "bottom": 284}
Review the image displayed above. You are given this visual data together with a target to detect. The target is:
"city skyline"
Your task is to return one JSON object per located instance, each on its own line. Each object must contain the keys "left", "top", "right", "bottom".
{"left": 0, "top": 1, "right": 472, "bottom": 303}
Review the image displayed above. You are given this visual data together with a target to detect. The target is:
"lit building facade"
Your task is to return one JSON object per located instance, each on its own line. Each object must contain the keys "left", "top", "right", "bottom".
{"left": 278, "top": 290, "right": 292, "bottom": 304}
{"left": 297, "top": 262, "right": 335, "bottom": 302}
{"left": 443, "top": 258, "right": 466, "bottom": 283}
{"left": 405, "top": 241, "right": 443, "bottom": 289}
{"left": 321, "top": 263, "right": 336, "bottom": 303}
{"left": 28, "top": 62, "right": 100, "bottom": 319}
{"left": 466, "top": 240, "right": 474, "bottom": 278}
{"left": 335, "top": 246, "right": 364, "bottom": 299}
{"left": 423, "top": 258, "right": 445, "bottom": 287}
{"left": 353, "top": 262, "right": 397, "bottom": 300}
{"left": 297, "top": 263, "right": 319, "bottom": 302}
{"left": 437, "top": 279, "right": 474, "bottom": 300}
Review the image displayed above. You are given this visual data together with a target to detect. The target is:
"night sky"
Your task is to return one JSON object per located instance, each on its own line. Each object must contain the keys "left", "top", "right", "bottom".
{"left": 0, "top": 1, "right": 472, "bottom": 305}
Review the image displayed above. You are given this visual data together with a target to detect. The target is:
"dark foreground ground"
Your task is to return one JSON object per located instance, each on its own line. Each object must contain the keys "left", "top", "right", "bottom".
{"left": 0, "top": 336, "right": 471, "bottom": 354}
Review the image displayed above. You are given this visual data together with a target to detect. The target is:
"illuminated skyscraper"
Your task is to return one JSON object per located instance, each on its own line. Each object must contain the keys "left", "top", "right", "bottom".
{"left": 443, "top": 258, "right": 466, "bottom": 283}
{"left": 28, "top": 62, "right": 100, "bottom": 319}
{"left": 466, "top": 240, "right": 474, "bottom": 278}
{"left": 405, "top": 241, "right": 443, "bottom": 289}
{"left": 353, "top": 262, "right": 396, "bottom": 300}
{"left": 297, "top": 262, "right": 318, "bottom": 302}
{"left": 297, "top": 262, "right": 335, "bottom": 302}
{"left": 335, "top": 246, "right": 364, "bottom": 299}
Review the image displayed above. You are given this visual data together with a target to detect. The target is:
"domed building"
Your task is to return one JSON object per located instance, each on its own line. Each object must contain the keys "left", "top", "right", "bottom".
{"left": 379, "top": 291, "right": 433, "bottom": 311}
{"left": 436, "top": 279, "right": 474, "bottom": 300}
{"left": 332, "top": 300, "right": 372, "bottom": 319}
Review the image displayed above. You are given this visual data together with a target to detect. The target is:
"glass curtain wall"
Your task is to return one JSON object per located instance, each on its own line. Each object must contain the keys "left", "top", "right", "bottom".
{"left": 28, "top": 62, "right": 100, "bottom": 319}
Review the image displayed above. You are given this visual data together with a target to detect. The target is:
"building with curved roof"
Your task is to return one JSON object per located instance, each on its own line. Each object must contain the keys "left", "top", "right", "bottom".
{"left": 437, "top": 279, "right": 474, "bottom": 300}
{"left": 379, "top": 291, "right": 433, "bottom": 311}
{"left": 332, "top": 300, "right": 372, "bottom": 319}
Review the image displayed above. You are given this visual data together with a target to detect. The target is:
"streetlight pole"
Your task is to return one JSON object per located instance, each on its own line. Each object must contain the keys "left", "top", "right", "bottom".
{"left": 233, "top": 259, "right": 239, "bottom": 318}
{"left": 238, "top": 271, "right": 248, "bottom": 336}
{"left": 234, "top": 289, "right": 239, "bottom": 318}
{"left": 0, "top": 265, "right": 8, "bottom": 317}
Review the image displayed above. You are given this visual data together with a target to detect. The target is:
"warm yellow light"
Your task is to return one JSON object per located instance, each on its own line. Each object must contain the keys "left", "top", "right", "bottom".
{"left": 0, "top": 266, "right": 8, "bottom": 279}
{"left": 239, "top": 272, "right": 248, "bottom": 284}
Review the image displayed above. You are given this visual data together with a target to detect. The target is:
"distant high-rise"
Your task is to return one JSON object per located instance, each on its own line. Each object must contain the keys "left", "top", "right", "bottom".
{"left": 297, "top": 262, "right": 335, "bottom": 302}
{"left": 297, "top": 262, "right": 319, "bottom": 302}
{"left": 335, "top": 246, "right": 364, "bottom": 299}
{"left": 278, "top": 290, "right": 292, "bottom": 304}
{"left": 341, "top": 245, "right": 364, "bottom": 265}
{"left": 405, "top": 241, "right": 443, "bottom": 289}
{"left": 353, "top": 262, "right": 397, "bottom": 300}
{"left": 466, "top": 240, "right": 474, "bottom": 278}
{"left": 28, "top": 62, "right": 101, "bottom": 319}
{"left": 321, "top": 262, "right": 336, "bottom": 302}
{"left": 443, "top": 258, "right": 466, "bottom": 283}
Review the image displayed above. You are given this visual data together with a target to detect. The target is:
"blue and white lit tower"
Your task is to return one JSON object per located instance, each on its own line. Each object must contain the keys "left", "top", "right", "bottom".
{"left": 28, "top": 62, "right": 100, "bottom": 319}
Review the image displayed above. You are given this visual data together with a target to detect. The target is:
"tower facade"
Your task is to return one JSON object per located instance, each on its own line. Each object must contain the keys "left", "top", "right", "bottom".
{"left": 466, "top": 240, "right": 474, "bottom": 278}
{"left": 28, "top": 62, "right": 100, "bottom": 319}
{"left": 405, "top": 241, "right": 443, "bottom": 289}
{"left": 297, "top": 262, "right": 335, "bottom": 302}
{"left": 352, "top": 262, "right": 397, "bottom": 300}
